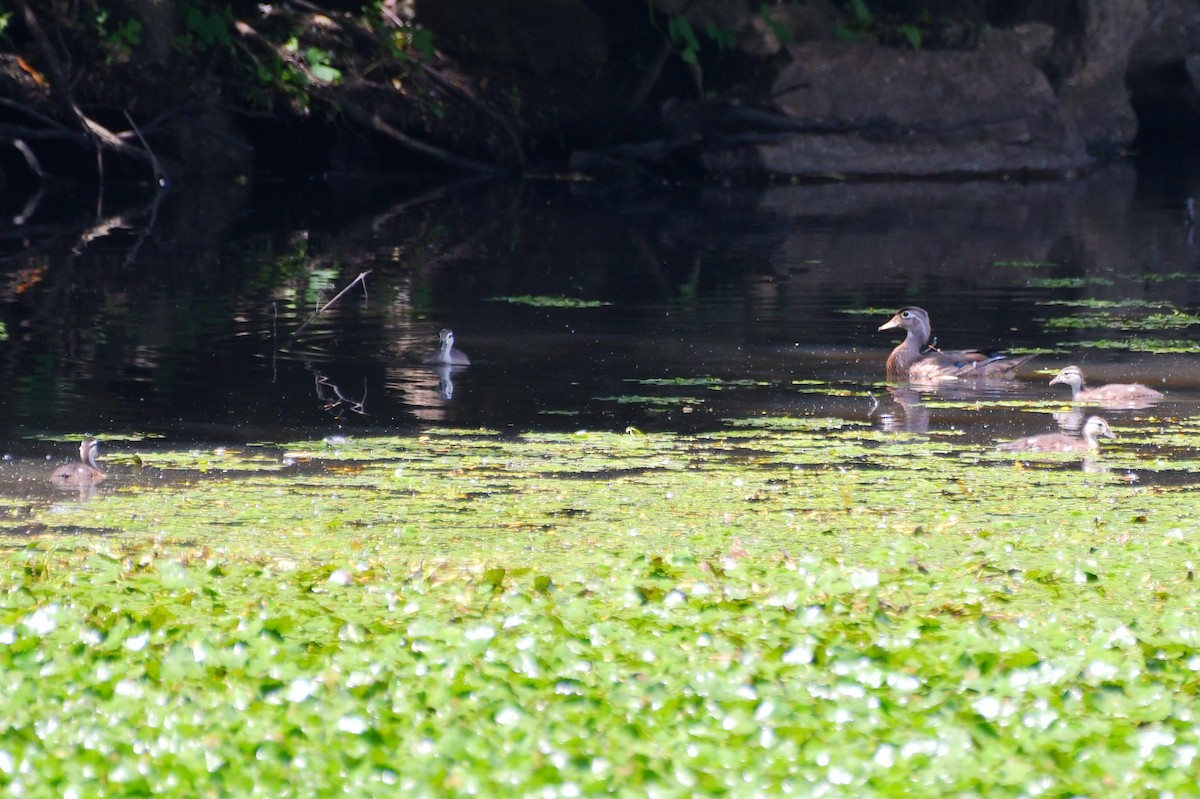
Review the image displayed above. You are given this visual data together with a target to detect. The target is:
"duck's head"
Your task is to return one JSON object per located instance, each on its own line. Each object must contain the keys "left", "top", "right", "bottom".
{"left": 1050, "top": 365, "right": 1085, "bottom": 389}
{"left": 1083, "top": 416, "right": 1116, "bottom": 441}
{"left": 80, "top": 438, "right": 100, "bottom": 469}
{"left": 439, "top": 329, "right": 455, "bottom": 349}
{"left": 878, "top": 307, "right": 932, "bottom": 336}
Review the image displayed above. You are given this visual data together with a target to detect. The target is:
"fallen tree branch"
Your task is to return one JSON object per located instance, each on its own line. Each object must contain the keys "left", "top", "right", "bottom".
{"left": 242, "top": 5, "right": 520, "bottom": 170}
{"left": 0, "top": 97, "right": 76, "bottom": 134}
{"left": 12, "top": 139, "right": 45, "bottom": 180}
{"left": 14, "top": 0, "right": 163, "bottom": 178}
{"left": 341, "top": 100, "right": 505, "bottom": 174}
{"left": 415, "top": 62, "right": 526, "bottom": 166}
{"left": 124, "top": 111, "right": 167, "bottom": 187}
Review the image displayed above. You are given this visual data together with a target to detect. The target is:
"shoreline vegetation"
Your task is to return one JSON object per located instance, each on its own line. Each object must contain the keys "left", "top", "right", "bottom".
{"left": 2, "top": 1, "right": 1198, "bottom": 185}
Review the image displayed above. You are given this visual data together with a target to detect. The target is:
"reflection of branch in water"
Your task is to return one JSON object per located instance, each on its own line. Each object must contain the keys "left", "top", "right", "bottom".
{"left": 312, "top": 368, "right": 368, "bottom": 420}
{"left": 410, "top": 182, "right": 528, "bottom": 283}
{"left": 72, "top": 189, "right": 165, "bottom": 258}
{"left": 11, "top": 183, "right": 44, "bottom": 225}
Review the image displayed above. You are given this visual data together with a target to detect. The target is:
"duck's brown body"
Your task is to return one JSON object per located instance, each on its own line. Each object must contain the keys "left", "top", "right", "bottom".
{"left": 878, "top": 307, "right": 1034, "bottom": 381}
{"left": 1049, "top": 365, "right": 1163, "bottom": 406}
{"left": 997, "top": 416, "right": 1116, "bottom": 453}
{"left": 50, "top": 439, "right": 106, "bottom": 485}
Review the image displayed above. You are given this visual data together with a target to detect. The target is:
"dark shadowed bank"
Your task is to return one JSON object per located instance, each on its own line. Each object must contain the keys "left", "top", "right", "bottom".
{"left": 1, "top": 0, "right": 1199, "bottom": 187}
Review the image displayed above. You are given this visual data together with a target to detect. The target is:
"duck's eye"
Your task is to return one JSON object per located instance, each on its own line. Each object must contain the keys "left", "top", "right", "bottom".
{"left": 901, "top": 311, "right": 912, "bottom": 318}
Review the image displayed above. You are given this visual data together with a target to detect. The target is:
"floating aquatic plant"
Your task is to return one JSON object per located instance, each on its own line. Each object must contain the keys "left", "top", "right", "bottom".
{"left": 993, "top": 259, "right": 1058, "bottom": 268}
{"left": 1027, "top": 277, "right": 1115, "bottom": 288}
{"left": 484, "top": 295, "right": 609, "bottom": 308}
{"left": 4, "top": 415, "right": 1200, "bottom": 795}
{"left": 1068, "top": 338, "right": 1200, "bottom": 354}
{"left": 1044, "top": 311, "right": 1200, "bottom": 331}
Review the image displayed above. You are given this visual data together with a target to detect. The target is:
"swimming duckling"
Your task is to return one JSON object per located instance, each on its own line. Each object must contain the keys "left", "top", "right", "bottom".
{"left": 878, "top": 307, "right": 1035, "bottom": 381}
{"left": 50, "top": 438, "right": 106, "bottom": 485}
{"left": 1049, "top": 365, "right": 1163, "bottom": 406}
{"left": 421, "top": 328, "right": 470, "bottom": 366}
{"left": 996, "top": 415, "right": 1116, "bottom": 453}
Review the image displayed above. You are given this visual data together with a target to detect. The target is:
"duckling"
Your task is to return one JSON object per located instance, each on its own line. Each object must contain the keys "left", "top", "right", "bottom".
{"left": 50, "top": 438, "right": 106, "bottom": 485}
{"left": 421, "top": 328, "right": 470, "bottom": 366}
{"left": 878, "top": 307, "right": 1035, "bottom": 381}
{"left": 1049, "top": 365, "right": 1163, "bottom": 406}
{"left": 996, "top": 415, "right": 1116, "bottom": 453}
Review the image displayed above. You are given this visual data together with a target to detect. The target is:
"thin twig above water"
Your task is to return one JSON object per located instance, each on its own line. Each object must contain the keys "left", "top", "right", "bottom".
{"left": 293, "top": 270, "right": 372, "bottom": 337}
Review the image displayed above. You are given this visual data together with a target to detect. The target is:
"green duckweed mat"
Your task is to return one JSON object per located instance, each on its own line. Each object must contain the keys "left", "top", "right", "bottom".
{"left": 3, "top": 420, "right": 1200, "bottom": 797}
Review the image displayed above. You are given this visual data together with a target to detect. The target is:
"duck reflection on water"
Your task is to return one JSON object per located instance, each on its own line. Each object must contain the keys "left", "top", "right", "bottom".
{"left": 50, "top": 439, "right": 106, "bottom": 486}
{"left": 433, "top": 365, "right": 455, "bottom": 401}
{"left": 420, "top": 329, "right": 469, "bottom": 401}
{"left": 387, "top": 329, "right": 472, "bottom": 419}
{"left": 872, "top": 387, "right": 929, "bottom": 434}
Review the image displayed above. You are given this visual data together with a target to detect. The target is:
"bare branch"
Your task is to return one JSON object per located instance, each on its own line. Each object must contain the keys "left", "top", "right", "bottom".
{"left": 342, "top": 100, "right": 503, "bottom": 173}
{"left": 15, "top": 0, "right": 158, "bottom": 175}
{"left": 12, "top": 140, "right": 45, "bottom": 179}
{"left": 294, "top": 270, "right": 372, "bottom": 336}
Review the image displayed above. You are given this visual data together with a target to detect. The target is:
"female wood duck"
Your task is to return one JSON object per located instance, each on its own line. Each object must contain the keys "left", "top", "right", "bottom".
{"left": 421, "top": 328, "right": 470, "bottom": 366}
{"left": 50, "top": 439, "right": 106, "bottom": 485}
{"left": 1049, "top": 365, "right": 1163, "bottom": 405}
{"left": 878, "top": 307, "right": 1035, "bottom": 381}
{"left": 997, "top": 415, "right": 1116, "bottom": 452}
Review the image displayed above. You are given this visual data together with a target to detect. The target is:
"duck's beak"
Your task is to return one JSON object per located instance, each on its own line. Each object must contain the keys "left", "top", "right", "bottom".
{"left": 1048, "top": 374, "right": 1063, "bottom": 385}
{"left": 878, "top": 315, "right": 900, "bottom": 331}
{"left": 1103, "top": 427, "right": 1116, "bottom": 439}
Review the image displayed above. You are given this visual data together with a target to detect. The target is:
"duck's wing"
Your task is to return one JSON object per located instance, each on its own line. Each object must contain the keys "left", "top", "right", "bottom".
{"left": 905, "top": 353, "right": 968, "bottom": 381}
{"left": 1084, "top": 383, "right": 1164, "bottom": 403}
{"left": 997, "top": 432, "right": 1080, "bottom": 452}
{"left": 948, "top": 351, "right": 1036, "bottom": 378}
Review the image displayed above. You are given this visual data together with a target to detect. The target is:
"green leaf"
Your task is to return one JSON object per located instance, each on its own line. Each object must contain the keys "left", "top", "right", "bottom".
{"left": 410, "top": 28, "right": 435, "bottom": 59}
{"left": 897, "top": 24, "right": 921, "bottom": 49}
{"left": 306, "top": 47, "right": 342, "bottom": 83}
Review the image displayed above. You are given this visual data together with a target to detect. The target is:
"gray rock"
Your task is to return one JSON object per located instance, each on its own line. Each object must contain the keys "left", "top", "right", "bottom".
{"left": 681, "top": 41, "right": 1090, "bottom": 179}
{"left": 1131, "top": 0, "right": 1200, "bottom": 73}
{"left": 1058, "top": 0, "right": 1149, "bottom": 153}
{"left": 979, "top": 22, "right": 1056, "bottom": 71}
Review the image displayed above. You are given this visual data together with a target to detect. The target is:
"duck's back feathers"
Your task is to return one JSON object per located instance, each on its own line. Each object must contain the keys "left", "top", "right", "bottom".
{"left": 1049, "top": 365, "right": 1163, "bottom": 405}
{"left": 997, "top": 416, "right": 1115, "bottom": 453}
{"left": 50, "top": 439, "right": 106, "bottom": 485}
{"left": 996, "top": 432, "right": 1091, "bottom": 452}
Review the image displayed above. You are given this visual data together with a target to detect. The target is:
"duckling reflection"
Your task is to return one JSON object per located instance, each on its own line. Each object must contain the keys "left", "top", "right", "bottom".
{"left": 434, "top": 365, "right": 455, "bottom": 400}
{"left": 50, "top": 439, "right": 106, "bottom": 486}
{"left": 421, "top": 329, "right": 470, "bottom": 366}
{"left": 872, "top": 387, "right": 929, "bottom": 434}
{"left": 1051, "top": 406, "right": 1085, "bottom": 435}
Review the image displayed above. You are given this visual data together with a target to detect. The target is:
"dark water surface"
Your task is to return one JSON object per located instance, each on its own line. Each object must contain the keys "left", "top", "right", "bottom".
{"left": 2, "top": 157, "right": 1199, "bottom": 469}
